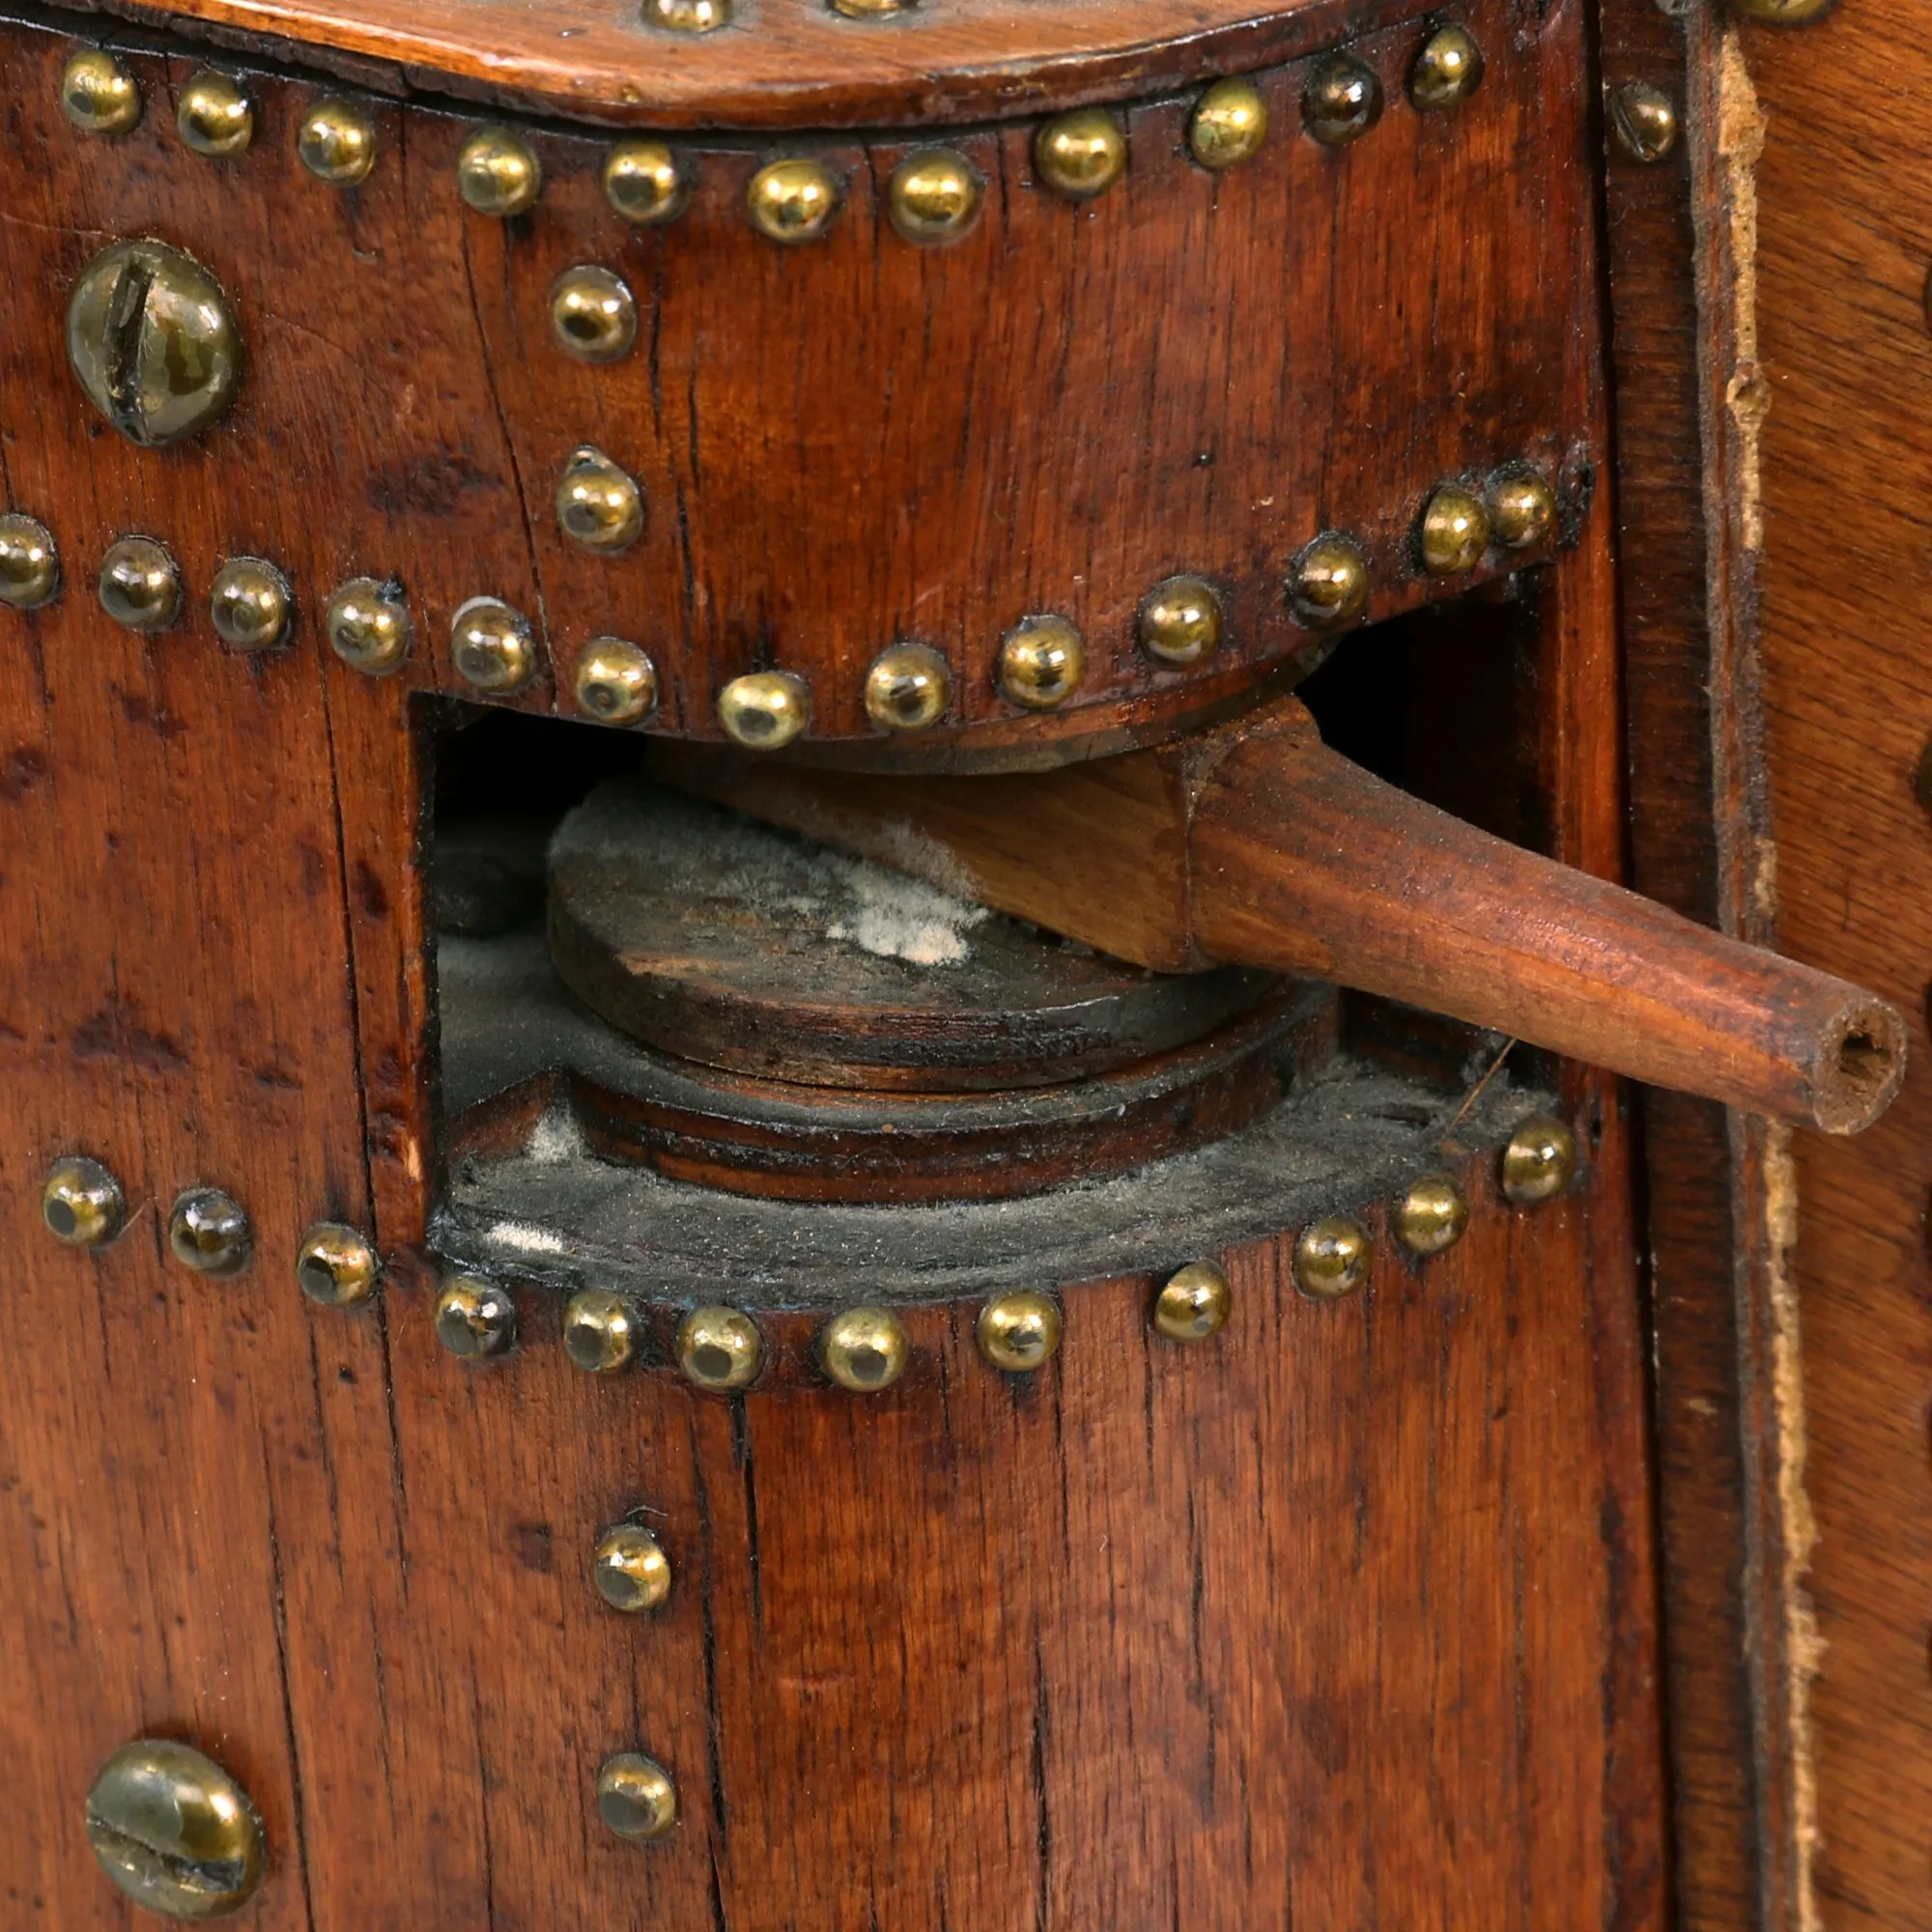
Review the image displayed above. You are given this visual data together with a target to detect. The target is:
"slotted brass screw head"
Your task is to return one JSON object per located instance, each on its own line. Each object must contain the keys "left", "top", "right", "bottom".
{"left": 457, "top": 126, "right": 542, "bottom": 216}
{"left": 451, "top": 595, "right": 538, "bottom": 695}
{"left": 435, "top": 1275, "right": 516, "bottom": 1357}
{"left": 1154, "top": 1261, "right": 1231, "bottom": 1342}
{"left": 1420, "top": 483, "right": 1492, "bottom": 576}
{"left": 1394, "top": 1175, "right": 1469, "bottom": 1257}
{"left": 177, "top": 69, "right": 252, "bottom": 157}
{"left": 888, "top": 147, "right": 982, "bottom": 242}
{"left": 1137, "top": 575, "right": 1223, "bottom": 666}
{"left": 998, "top": 615, "right": 1086, "bottom": 710}
{"left": 167, "top": 1187, "right": 251, "bottom": 1277}
{"left": 43, "top": 1155, "right": 125, "bottom": 1248}
{"left": 576, "top": 638, "right": 659, "bottom": 725}
{"left": 1501, "top": 1113, "right": 1578, "bottom": 1205}
{"left": 677, "top": 1305, "right": 765, "bottom": 1391}
{"left": 1489, "top": 468, "right": 1558, "bottom": 551}
{"left": 299, "top": 97, "right": 377, "bottom": 184}
{"left": 1287, "top": 534, "right": 1370, "bottom": 629}
{"left": 326, "top": 577, "right": 412, "bottom": 674}
{"left": 551, "top": 267, "right": 638, "bottom": 364}
{"left": 645, "top": 0, "right": 729, "bottom": 31}
{"left": 297, "top": 1222, "right": 378, "bottom": 1306}
{"left": 1294, "top": 1215, "right": 1373, "bottom": 1299}
{"left": 209, "top": 557, "right": 291, "bottom": 651}
{"left": 62, "top": 48, "right": 141, "bottom": 135}
{"left": 977, "top": 1291, "right": 1063, "bottom": 1373}
{"left": 555, "top": 446, "right": 643, "bottom": 554}
{"left": 564, "top": 1287, "right": 640, "bottom": 1374}
{"left": 819, "top": 1305, "right": 910, "bottom": 1392}
{"left": 605, "top": 139, "right": 691, "bottom": 223}
{"left": 0, "top": 514, "right": 59, "bottom": 610}
{"left": 86, "top": 1738, "right": 265, "bottom": 1918}
{"left": 718, "top": 670, "right": 810, "bottom": 750}
{"left": 1034, "top": 109, "right": 1127, "bottom": 199}
{"left": 597, "top": 1752, "right": 678, "bottom": 1842}
{"left": 1303, "top": 51, "right": 1383, "bottom": 146}
{"left": 1189, "top": 77, "right": 1269, "bottom": 170}
{"left": 99, "top": 537, "right": 182, "bottom": 633}
{"left": 1409, "top": 24, "right": 1485, "bottom": 110}
{"left": 747, "top": 158, "right": 841, "bottom": 243}
{"left": 864, "top": 640, "right": 952, "bottom": 732}
{"left": 1607, "top": 80, "right": 1679, "bottom": 163}
{"left": 593, "top": 1523, "right": 672, "bottom": 1612}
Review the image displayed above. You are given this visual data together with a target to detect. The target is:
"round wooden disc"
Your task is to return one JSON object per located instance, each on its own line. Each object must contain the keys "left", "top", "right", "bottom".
{"left": 548, "top": 779, "right": 1275, "bottom": 1093}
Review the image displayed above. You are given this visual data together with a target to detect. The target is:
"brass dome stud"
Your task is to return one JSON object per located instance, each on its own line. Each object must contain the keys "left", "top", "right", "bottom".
{"left": 1394, "top": 1174, "right": 1469, "bottom": 1257}
{"left": 1153, "top": 1261, "right": 1231, "bottom": 1342}
{"left": 832, "top": 0, "right": 915, "bottom": 14}
{"left": 1302, "top": 51, "right": 1384, "bottom": 147}
{"left": 555, "top": 446, "right": 644, "bottom": 554}
{"left": 563, "top": 1287, "right": 640, "bottom": 1374}
{"left": 597, "top": 1752, "right": 678, "bottom": 1843}
{"left": 457, "top": 126, "right": 542, "bottom": 217}
{"left": 550, "top": 267, "right": 638, "bottom": 364}
{"left": 435, "top": 1275, "right": 516, "bottom": 1358}
{"left": 592, "top": 1523, "right": 672, "bottom": 1613}
{"left": 61, "top": 48, "right": 141, "bottom": 135}
{"left": 997, "top": 615, "right": 1086, "bottom": 710}
{"left": 1500, "top": 1113, "right": 1578, "bottom": 1206}
{"left": 451, "top": 596, "right": 538, "bottom": 695}
{"left": 644, "top": 0, "right": 730, "bottom": 32}
{"left": 976, "top": 1291, "right": 1063, "bottom": 1373}
{"left": 605, "top": 139, "right": 691, "bottom": 224}
{"left": 576, "top": 639, "right": 660, "bottom": 726}
{"left": 1419, "top": 483, "right": 1492, "bottom": 576}
{"left": 1034, "top": 109, "right": 1127, "bottom": 200}
{"left": 297, "top": 1222, "right": 379, "bottom": 1307}
{"left": 298, "top": 97, "right": 377, "bottom": 184}
{"left": 1293, "top": 1215, "right": 1373, "bottom": 1299}
{"left": 1188, "top": 77, "right": 1269, "bottom": 170}
{"left": 864, "top": 640, "right": 952, "bottom": 732}
{"left": 1489, "top": 468, "right": 1559, "bottom": 551}
{"left": 1287, "top": 534, "right": 1370, "bottom": 629}
{"left": 0, "top": 514, "right": 60, "bottom": 611}
{"left": 746, "top": 158, "right": 842, "bottom": 243}
{"left": 888, "top": 147, "right": 983, "bottom": 243}
{"left": 43, "top": 1155, "right": 126, "bottom": 1248}
{"left": 818, "top": 1306, "right": 910, "bottom": 1392}
{"left": 1137, "top": 575, "right": 1223, "bottom": 667}
{"left": 167, "top": 1186, "right": 251, "bottom": 1278}
{"left": 676, "top": 1306, "right": 765, "bottom": 1392}
{"left": 176, "top": 69, "right": 252, "bottom": 158}
{"left": 718, "top": 670, "right": 810, "bottom": 750}
{"left": 209, "top": 557, "right": 292, "bottom": 652}
{"left": 86, "top": 1738, "right": 266, "bottom": 1919}
{"left": 1727, "top": 0, "right": 1832, "bottom": 20}
{"left": 1607, "top": 80, "right": 1679, "bottom": 163}
{"left": 1409, "top": 24, "right": 1486, "bottom": 110}
{"left": 326, "top": 577, "right": 412, "bottom": 675}
{"left": 98, "top": 538, "right": 182, "bottom": 633}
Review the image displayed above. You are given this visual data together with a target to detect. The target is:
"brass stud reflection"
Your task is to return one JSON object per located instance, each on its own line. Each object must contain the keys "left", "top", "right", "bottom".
{"left": 1035, "top": 109, "right": 1126, "bottom": 199}
{"left": 43, "top": 1155, "right": 125, "bottom": 1248}
{"left": 597, "top": 1752, "right": 678, "bottom": 1843}
{"left": 888, "top": 147, "right": 983, "bottom": 243}
{"left": 718, "top": 670, "right": 810, "bottom": 750}
{"left": 864, "top": 640, "right": 952, "bottom": 732}
{"left": 326, "top": 577, "right": 412, "bottom": 674}
{"left": 1409, "top": 25, "right": 1485, "bottom": 110}
{"left": 61, "top": 48, "right": 141, "bottom": 135}
{"left": 87, "top": 1740, "right": 265, "bottom": 1918}
{"left": 576, "top": 639, "right": 659, "bottom": 726}
{"left": 997, "top": 615, "right": 1085, "bottom": 710}
{"left": 564, "top": 1287, "right": 640, "bottom": 1374}
{"left": 1500, "top": 1113, "right": 1578, "bottom": 1205}
{"left": 1287, "top": 534, "right": 1369, "bottom": 629}
{"left": 1302, "top": 52, "right": 1383, "bottom": 146}
{"left": 435, "top": 1274, "right": 516, "bottom": 1357}
{"left": 1394, "top": 1174, "right": 1468, "bottom": 1257}
{"left": 1489, "top": 468, "right": 1558, "bottom": 551}
{"left": 818, "top": 1306, "right": 909, "bottom": 1392}
{"left": 299, "top": 97, "right": 377, "bottom": 184}
{"left": 555, "top": 446, "right": 643, "bottom": 554}
{"left": 1420, "top": 483, "right": 1491, "bottom": 576}
{"left": 1154, "top": 1261, "right": 1231, "bottom": 1342}
{"left": 168, "top": 1186, "right": 251, "bottom": 1277}
{"left": 1189, "top": 77, "right": 1269, "bottom": 170}
{"left": 98, "top": 537, "right": 182, "bottom": 633}
{"left": 177, "top": 69, "right": 252, "bottom": 158}
{"left": 747, "top": 158, "right": 841, "bottom": 243}
{"left": 1293, "top": 1215, "right": 1373, "bottom": 1299}
{"left": 451, "top": 595, "right": 538, "bottom": 695}
{"left": 209, "top": 557, "right": 292, "bottom": 651}
{"left": 644, "top": 0, "right": 730, "bottom": 31}
{"left": 1607, "top": 80, "right": 1679, "bottom": 163}
{"left": 550, "top": 267, "right": 638, "bottom": 364}
{"left": 593, "top": 1523, "right": 672, "bottom": 1613}
{"left": 0, "top": 514, "right": 60, "bottom": 611}
{"left": 977, "top": 1291, "right": 1063, "bottom": 1373}
{"left": 1138, "top": 575, "right": 1223, "bottom": 666}
{"left": 676, "top": 1306, "right": 764, "bottom": 1391}
{"left": 458, "top": 126, "right": 542, "bottom": 216}
{"left": 605, "top": 139, "right": 691, "bottom": 224}
{"left": 298, "top": 1223, "right": 379, "bottom": 1307}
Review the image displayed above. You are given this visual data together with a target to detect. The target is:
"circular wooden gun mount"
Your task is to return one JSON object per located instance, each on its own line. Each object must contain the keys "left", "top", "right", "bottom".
{"left": 650, "top": 697, "right": 1906, "bottom": 1134}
